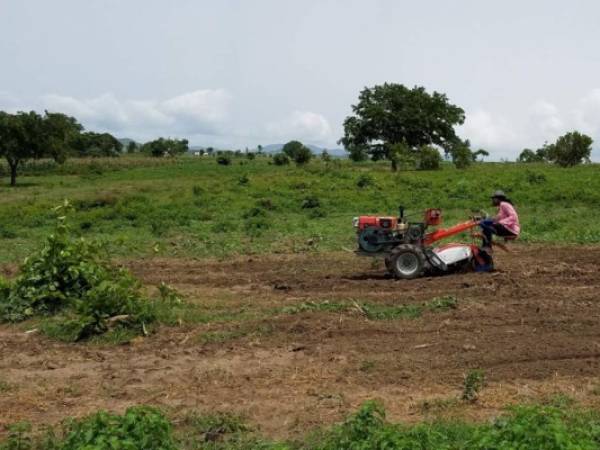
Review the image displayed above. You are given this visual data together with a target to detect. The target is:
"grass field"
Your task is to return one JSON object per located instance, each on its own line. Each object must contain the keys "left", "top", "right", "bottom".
{"left": 3, "top": 155, "right": 600, "bottom": 448}
{"left": 1, "top": 155, "right": 600, "bottom": 264}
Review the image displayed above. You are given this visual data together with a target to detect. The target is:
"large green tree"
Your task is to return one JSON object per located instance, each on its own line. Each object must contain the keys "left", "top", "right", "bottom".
{"left": 545, "top": 131, "right": 592, "bottom": 167}
{"left": 44, "top": 112, "right": 84, "bottom": 163}
{"left": 339, "top": 83, "right": 465, "bottom": 170}
{"left": 281, "top": 140, "right": 312, "bottom": 165}
{"left": 0, "top": 111, "right": 82, "bottom": 186}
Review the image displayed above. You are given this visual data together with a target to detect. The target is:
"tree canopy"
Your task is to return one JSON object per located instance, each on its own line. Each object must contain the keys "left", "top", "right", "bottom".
{"left": 518, "top": 132, "right": 593, "bottom": 167}
{"left": 72, "top": 132, "right": 122, "bottom": 157}
{"left": 141, "top": 138, "right": 189, "bottom": 157}
{"left": 282, "top": 140, "right": 312, "bottom": 165}
{"left": 0, "top": 110, "right": 82, "bottom": 186}
{"left": 545, "top": 131, "right": 592, "bottom": 167}
{"left": 340, "top": 83, "right": 466, "bottom": 169}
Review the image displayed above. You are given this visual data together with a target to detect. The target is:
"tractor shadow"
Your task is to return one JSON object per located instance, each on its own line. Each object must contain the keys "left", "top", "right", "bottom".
{"left": 342, "top": 272, "right": 395, "bottom": 281}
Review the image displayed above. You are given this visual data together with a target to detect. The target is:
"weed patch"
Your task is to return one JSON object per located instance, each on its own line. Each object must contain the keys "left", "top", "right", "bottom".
{"left": 0, "top": 202, "right": 158, "bottom": 341}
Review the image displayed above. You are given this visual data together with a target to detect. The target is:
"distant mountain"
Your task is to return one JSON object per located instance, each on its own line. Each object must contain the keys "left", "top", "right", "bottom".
{"left": 260, "top": 144, "right": 347, "bottom": 157}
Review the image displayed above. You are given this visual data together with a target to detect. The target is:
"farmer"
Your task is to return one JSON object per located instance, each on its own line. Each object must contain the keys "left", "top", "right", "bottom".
{"left": 480, "top": 190, "right": 520, "bottom": 251}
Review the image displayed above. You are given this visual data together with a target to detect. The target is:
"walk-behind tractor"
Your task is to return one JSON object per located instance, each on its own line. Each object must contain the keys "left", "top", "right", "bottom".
{"left": 353, "top": 207, "right": 492, "bottom": 279}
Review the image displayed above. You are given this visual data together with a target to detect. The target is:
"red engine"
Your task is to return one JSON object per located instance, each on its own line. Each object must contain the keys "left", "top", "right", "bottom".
{"left": 356, "top": 216, "right": 398, "bottom": 231}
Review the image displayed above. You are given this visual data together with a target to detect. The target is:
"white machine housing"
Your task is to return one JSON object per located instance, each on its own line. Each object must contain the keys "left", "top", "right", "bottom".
{"left": 432, "top": 244, "right": 473, "bottom": 266}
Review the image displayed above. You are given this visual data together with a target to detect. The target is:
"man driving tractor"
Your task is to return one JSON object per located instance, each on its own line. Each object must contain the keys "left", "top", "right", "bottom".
{"left": 480, "top": 190, "right": 520, "bottom": 253}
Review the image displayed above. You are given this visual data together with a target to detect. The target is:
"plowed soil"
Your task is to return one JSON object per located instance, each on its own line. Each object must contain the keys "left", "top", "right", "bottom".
{"left": 2, "top": 245, "right": 600, "bottom": 438}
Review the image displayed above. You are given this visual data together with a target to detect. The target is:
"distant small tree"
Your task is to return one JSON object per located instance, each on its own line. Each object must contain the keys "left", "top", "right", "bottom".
{"left": 472, "top": 149, "right": 489, "bottom": 162}
{"left": 517, "top": 148, "right": 544, "bottom": 163}
{"left": 451, "top": 141, "right": 473, "bottom": 169}
{"left": 141, "top": 138, "right": 188, "bottom": 157}
{"left": 273, "top": 153, "right": 290, "bottom": 166}
{"left": 321, "top": 150, "right": 331, "bottom": 162}
{"left": 127, "top": 141, "right": 137, "bottom": 154}
{"left": 257, "top": 144, "right": 263, "bottom": 154}
{"left": 416, "top": 145, "right": 442, "bottom": 170}
{"left": 246, "top": 152, "right": 256, "bottom": 160}
{"left": 545, "top": 131, "right": 592, "bottom": 167}
{"left": 282, "top": 140, "right": 312, "bottom": 165}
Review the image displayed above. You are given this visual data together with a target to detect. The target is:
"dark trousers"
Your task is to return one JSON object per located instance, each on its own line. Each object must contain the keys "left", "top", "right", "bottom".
{"left": 480, "top": 219, "right": 516, "bottom": 247}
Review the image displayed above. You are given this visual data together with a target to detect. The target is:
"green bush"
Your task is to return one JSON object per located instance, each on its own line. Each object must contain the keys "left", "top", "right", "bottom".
{"left": 301, "top": 196, "right": 321, "bottom": 209}
{"left": 273, "top": 153, "right": 290, "bottom": 166}
{"left": 217, "top": 155, "right": 232, "bottom": 166}
{"left": 417, "top": 145, "right": 442, "bottom": 170}
{"left": 311, "top": 401, "right": 600, "bottom": 450}
{"left": 0, "top": 202, "right": 156, "bottom": 341}
{"left": 356, "top": 173, "right": 375, "bottom": 188}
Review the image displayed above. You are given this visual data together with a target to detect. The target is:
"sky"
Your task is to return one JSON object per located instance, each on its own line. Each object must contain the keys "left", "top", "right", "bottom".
{"left": 1, "top": 0, "right": 600, "bottom": 159}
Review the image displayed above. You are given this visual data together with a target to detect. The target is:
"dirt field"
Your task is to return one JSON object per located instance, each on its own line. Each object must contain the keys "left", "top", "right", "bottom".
{"left": 2, "top": 244, "right": 600, "bottom": 438}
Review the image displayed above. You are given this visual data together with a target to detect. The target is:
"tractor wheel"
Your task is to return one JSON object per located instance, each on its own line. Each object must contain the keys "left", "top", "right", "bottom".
{"left": 389, "top": 244, "right": 426, "bottom": 280}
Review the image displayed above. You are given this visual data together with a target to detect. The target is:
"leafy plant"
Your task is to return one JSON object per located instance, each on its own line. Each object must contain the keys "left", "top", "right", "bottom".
{"left": 272, "top": 153, "right": 289, "bottom": 166}
{"left": 301, "top": 196, "right": 321, "bottom": 209}
{"left": 59, "top": 406, "right": 176, "bottom": 450}
{"left": 0, "top": 202, "right": 156, "bottom": 341}
{"left": 356, "top": 173, "right": 375, "bottom": 188}
{"left": 462, "top": 369, "right": 485, "bottom": 403}
{"left": 217, "top": 155, "right": 232, "bottom": 166}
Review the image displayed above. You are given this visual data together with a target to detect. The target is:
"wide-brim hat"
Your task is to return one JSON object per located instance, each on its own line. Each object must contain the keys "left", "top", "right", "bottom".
{"left": 491, "top": 190, "right": 507, "bottom": 200}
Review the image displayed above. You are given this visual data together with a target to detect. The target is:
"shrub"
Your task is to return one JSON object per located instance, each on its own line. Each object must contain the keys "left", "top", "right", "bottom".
{"left": 462, "top": 369, "right": 485, "bottom": 402}
{"left": 356, "top": 173, "right": 375, "bottom": 188}
{"left": 59, "top": 406, "right": 177, "bottom": 450}
{"left": 238, "top": 174, "right": 250, "bottom": 186}
{"left": 416, "top": 145, "right": 442, "bottom": 170}
{"left": 273, "top": 153, "right": 290, "bottom": 166}
{"left": 217, "top": 155, "right": 232, "bottom": 166}
{"left": 0, "top": 202, "right": 156, "bottom": 341}
{"left": 525, "top": 170, "right": 547, "bottom": 184}
{"left": 301, "top": 196, "right": 321, "bottom": 209}
{"left": 452, "top": 144, "right": 473, "bottom": 169}
{"left": 282, "top": 140, "right": 313, "bottom": 165}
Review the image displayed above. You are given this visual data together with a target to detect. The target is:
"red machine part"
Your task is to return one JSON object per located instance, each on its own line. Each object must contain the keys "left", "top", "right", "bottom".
{"left": 424, "top": 208, "right": 442, "bottom": 226}
{"left": 424, "top": 219, "right": 479, "bottom": 246}
{"left": 357, "top": 216, "right": 398, "bottom": 230}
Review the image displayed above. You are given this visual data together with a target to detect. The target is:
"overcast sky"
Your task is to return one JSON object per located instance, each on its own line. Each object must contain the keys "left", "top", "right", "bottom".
{"left": 1, "top": 0, "right": 600, "bottom": 159}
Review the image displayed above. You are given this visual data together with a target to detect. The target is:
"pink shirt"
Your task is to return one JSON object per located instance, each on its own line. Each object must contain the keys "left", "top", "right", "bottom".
{"left": 496, "top": 201, "right": 520, "bottom": 235}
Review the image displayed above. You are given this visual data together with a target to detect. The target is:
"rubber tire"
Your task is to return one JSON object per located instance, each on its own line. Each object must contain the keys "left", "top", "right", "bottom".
{"left": 389, "top": 244, "right": 426, "bottom": 280}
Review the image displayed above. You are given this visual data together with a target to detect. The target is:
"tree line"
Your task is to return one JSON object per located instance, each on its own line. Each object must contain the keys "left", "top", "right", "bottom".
{"left": 0, "top": 110, "right": 189, "bottom": 185}
{"left": 339, "top": 83, "right": 593, "bottom": 170}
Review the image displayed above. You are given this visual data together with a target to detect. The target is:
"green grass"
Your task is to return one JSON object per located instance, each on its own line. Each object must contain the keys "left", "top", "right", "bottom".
{"left": 5, "top": 401, "right": 600, "bottom": 449}
{"left": 1, "top": 156, "right": 600, "bottom": 264}
{"left": 280, "top": 296, "right": 457, "bottom": 320}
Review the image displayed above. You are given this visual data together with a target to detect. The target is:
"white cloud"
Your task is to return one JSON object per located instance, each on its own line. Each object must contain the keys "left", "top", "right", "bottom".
{"left": 265, "top": 110, "right": 333, "bottom": 145}
{"left": 459, "top": 110, "right": 518, "bottom": 157}
{"left": 461, "top": 90, "right": 600, "bottom": 159}
{"left": 10, "top": 89, "right": 233, "bottom": 140}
